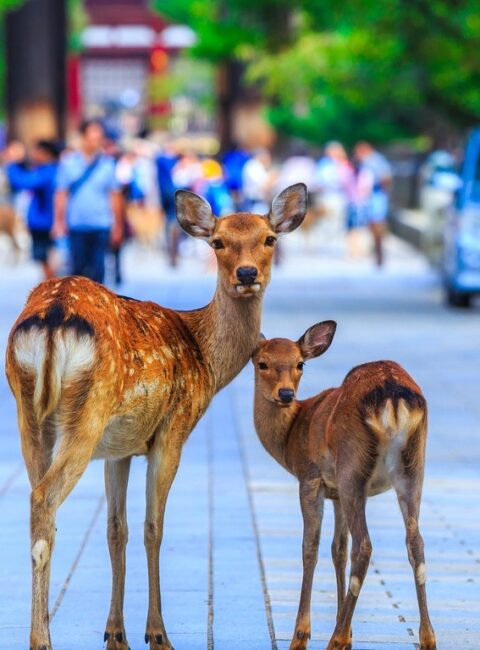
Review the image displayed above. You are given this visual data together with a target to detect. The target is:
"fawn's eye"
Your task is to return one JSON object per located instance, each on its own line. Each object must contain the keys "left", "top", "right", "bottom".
{"left": 265, "top": 236, "right": 276, "bottom": 247}
{"left": 297, "top": 361, "right": 305, "bottom": 370}
{"left": 258, "top": 362, "right": 268, "bottom": 370}
{"left": 211, "top": 239, "right": 224, "bottom": 250}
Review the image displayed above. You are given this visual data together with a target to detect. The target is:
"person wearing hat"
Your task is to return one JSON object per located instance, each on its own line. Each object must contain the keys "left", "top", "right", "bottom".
{"left": 7, "top": 139, "right": 61, "bottom": 279}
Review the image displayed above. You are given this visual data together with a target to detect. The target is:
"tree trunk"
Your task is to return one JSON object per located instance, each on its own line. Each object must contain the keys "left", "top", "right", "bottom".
{"left": 6, "top": 0, "right": 66, "bottom": 144}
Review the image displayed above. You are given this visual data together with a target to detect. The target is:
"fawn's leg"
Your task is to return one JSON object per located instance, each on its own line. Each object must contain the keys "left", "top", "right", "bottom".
{"left": 331, "top": 500, "right": 349, "bottom": 624}
{"left": 392, "top": 466, "right": 436, "bottom": 649}
{"left": 29, "top": 410, "right": 104, "bottom": 650}
{"left": 327, "top": 485, "right": 371, "bottom": 650}
{"left": 144, "top": 430, "right": 184, "bottom": 650}
{"left": 104, "top": 457, "right": 132, "bottom": 650}
{"left": 289, "top": 478, "right": 324, "bottom": 650}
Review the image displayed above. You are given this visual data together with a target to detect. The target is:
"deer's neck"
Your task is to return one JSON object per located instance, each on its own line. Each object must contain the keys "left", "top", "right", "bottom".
{"left": 253, "top": 390, "right": 300, "bottom": 471}
{"left": 182, "top": 284, "right": 263, "bottom": 392}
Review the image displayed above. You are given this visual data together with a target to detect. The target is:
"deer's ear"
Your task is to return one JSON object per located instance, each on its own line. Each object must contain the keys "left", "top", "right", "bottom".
{"left": 268, "top": 183, "right": 308, "bottom": 233}
{"left": 176, "top": 190, "right": 216, "bottom": 238}
{"left": 298, "top": 321, "right": 336, "bottom": 360}
{"left": 252, "top": 333, "right": 267, "bottom": 360}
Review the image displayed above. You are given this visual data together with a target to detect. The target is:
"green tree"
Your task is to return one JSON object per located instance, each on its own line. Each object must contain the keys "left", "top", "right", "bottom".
{"left": 154, "top": 0, "right": 480, "bottom": 146}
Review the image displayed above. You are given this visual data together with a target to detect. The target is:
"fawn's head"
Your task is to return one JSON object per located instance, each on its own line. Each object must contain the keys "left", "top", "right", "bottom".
{"left": 175, "top": 184, "right": 307, "bottom": 299}
{"left": 252, "top": 321, "right": 337, "bottom": 406}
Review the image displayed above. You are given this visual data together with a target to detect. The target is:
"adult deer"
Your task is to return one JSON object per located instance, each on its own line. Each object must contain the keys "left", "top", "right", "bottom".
{"left": 252, "top": 322, "right": 436, "bottom": 650}
{"left": 5, "top": 184, "right": 307, "bottom": 650}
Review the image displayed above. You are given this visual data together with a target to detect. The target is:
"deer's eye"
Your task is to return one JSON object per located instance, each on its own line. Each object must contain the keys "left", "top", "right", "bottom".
{"left": 258, "top": 362, "right": 268, "bottom": 370}
{"left": 265, "top": 236, "right": 276, "bottom": 247}
{"left": 211, "top": 239, "right": 224, "bottom": 250}
{"left": 297, "top": 361, "right": 305, "bottom": 370}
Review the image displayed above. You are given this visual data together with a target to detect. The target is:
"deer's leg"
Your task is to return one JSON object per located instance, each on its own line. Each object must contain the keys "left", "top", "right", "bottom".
{"left": 104, "top": 457, "right": 132, "bottom": 650}
{"left": 144, "top": 433, "right": 183, "bottom": 650}
{"left": 327, "top": 487, "right": 371, "bottom": 650}
{"left": 331, "top": 500, "right": 349, "bottom": 624}
{"left": 29, "top": 405, "right": 105, "bottom": 650}
{"left": 392, "top": 471, "right": 436, "bottom": 650}
{"left": 289, "top": 478, "right": 324, "bottom": 650}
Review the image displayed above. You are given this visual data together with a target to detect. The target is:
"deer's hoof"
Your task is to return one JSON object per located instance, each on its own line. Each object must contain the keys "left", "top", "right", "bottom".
{"left": 104, "top": 628, "right": 130, "bottom": 650}
{"left": 326, "top": 637, "right": 352, "bottom": 650}
{"left": 145, "top": 631, "right": 174, "bottom": 650}
{"left": 289, "top": 628, "right": 311, "bottom": 650}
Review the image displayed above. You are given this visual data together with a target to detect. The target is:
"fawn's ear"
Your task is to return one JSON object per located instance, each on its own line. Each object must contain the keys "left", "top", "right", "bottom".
{"left": 252, "top": 333, "right": 267, "bottom": 360}
{"left": 176, "top": 190, "right": 216, "bottom": 238}
{"left": 298, "top": 321, "right": 337, "bottom": 360}
{"left": 268, "top": 183, "right": 308, "bottom": 233}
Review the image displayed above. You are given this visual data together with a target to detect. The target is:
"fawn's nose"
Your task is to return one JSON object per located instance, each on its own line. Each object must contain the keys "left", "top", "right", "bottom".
{"left": 278, "top": 388, "right": 295, "bottom": 404}
{"left": 236, "top": 266, "right": 258, "bottom": 285}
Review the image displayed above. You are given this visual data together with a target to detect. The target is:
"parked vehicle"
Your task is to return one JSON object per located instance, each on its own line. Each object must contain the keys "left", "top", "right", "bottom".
{"left": 443, "top": 128, "right": 480, "bottom": 307}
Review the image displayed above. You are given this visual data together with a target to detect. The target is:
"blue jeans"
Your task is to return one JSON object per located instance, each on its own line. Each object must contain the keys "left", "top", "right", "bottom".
{"left": 69, "top": 229, "right": 110, "bottom": 284}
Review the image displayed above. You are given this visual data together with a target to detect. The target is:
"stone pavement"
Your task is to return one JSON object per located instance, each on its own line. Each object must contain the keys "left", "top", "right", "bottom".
{"left": 0, "top": 231, "right": 479, "bottom": 650}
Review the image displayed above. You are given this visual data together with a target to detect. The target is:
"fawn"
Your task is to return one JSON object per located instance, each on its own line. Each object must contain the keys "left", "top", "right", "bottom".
{"left": 5, "top": 184, "right": 307, "bottom": 650}
{"left": 252, "top": 321, "right": 436, "bottom": 650}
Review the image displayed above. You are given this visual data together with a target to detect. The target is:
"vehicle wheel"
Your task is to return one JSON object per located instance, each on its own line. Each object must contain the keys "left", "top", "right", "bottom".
{"left": 446, "top": 287, "right": 471, "bottom": 308}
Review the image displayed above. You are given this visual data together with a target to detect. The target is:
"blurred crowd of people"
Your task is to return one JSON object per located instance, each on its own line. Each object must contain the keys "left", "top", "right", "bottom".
{"left": 0, "top": 122, "right": 393, "bottom": 286}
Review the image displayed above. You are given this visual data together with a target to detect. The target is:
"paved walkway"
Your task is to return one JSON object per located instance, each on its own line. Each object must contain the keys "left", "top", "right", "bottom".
{"left": 0, "top": 231, "right": 479, "bottom": 649}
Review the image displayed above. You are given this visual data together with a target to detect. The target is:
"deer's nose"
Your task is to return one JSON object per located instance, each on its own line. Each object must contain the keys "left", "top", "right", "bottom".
{"left": 278, "top": 388, "right": 295, "bottom": 404}
{"left": 236, "top": 266, "right": 258, "bottom": 285}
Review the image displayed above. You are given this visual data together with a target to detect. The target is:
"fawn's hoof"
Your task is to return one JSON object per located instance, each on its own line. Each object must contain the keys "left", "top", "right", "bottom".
{"left": 145, "top": 631, "right": 175, "bottom": 650}
{"left": 30, "top": 636, "right": 52, "bottom": 650}
{"left": 289, "top": 628, "right": 311, "bottom": 650}
{"left": 104, "top": 629, "right": 130, "bottom": 650}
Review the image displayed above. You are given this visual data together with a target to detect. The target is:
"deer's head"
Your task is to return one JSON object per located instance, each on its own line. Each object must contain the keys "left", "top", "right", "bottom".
{"left": 176, "top": 184, "right": 307, "bottom": 299}
{"left": 252, "top": 321, "right": 337, "bottom": 406}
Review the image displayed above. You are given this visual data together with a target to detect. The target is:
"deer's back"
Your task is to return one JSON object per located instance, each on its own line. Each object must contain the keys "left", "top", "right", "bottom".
{"left": 287, "top": 361, "right": 426, "bottom": 494}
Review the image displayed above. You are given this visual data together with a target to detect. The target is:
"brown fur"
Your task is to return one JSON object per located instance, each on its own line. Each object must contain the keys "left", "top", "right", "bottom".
{"left": 252, "top": 325, "right": 436, "bottom": 650}
{"left": 5, "top": 184, "right": 308, "bottom": 650}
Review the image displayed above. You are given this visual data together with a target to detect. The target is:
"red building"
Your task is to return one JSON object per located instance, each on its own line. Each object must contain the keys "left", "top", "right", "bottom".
{"left": 68, "top": 0, "right": 193, "bottom": 131}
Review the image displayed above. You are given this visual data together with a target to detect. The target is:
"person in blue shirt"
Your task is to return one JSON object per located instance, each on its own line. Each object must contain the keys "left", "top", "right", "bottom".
{"left": 7, "top": 140, "right": 60, "bottom": 279}
{"left": 53, "top": 119, "right": 123, "bottom": 284}
{"left": 155, "top": 147, "right": 179, "bottom": 267}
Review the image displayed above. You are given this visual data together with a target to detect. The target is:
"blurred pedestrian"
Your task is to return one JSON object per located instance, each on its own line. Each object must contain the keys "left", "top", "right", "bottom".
{"left": 52, "top": 119, "right": 123, "bottom": 284}
{"left": 7, "top": 139, "right": 60, "bottom": 279}
{"left": 313, "top": 141, "right": 353, "bottom": 236}
{"left": 242, "top": 148, "right": 276, "bottom": 213}
{"left": 200, "top": 159, "right": 234, "bottom": 216}
{"left": 0, "top": 142, "right": 22, "bottom": 259}
{"left": 354, "top": 141, "right": 392, "bottom": 266}
{"left": 156, "top": 147, "right": 180, "bottom": 267}
{"left": 222, "top": 143, "right": 250, "bottom": 210}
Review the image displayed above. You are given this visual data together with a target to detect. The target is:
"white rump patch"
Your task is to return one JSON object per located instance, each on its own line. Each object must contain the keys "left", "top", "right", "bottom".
{"left": 14, "top": 328, "right": 95, "bottom": 419}
{"left": 14, "top": 328, "right": 47, "bottom": 372}
{"left": 54, "top": 330, "right": 95, "bottom": 380}
{"left": 32, "top": 539, "right": 49, "bottom": 570}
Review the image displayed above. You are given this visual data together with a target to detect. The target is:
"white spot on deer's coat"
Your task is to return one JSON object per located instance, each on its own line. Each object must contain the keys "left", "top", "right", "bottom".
{"left": 129, "top": 368, "right": 134, "bottom": 376}
{"left": 32, "top": 539, "right": 49, "bottom": 569}
{"left": 416, "top": 563, "right": 426, "bottom": 585}
{"left": 349, "top": 576, "right": 361, "bottom": 597}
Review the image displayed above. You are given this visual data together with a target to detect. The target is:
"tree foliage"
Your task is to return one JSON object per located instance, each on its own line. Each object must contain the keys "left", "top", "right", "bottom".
{"left": 156, "top": 0, "right": 480, "bottom": 145}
